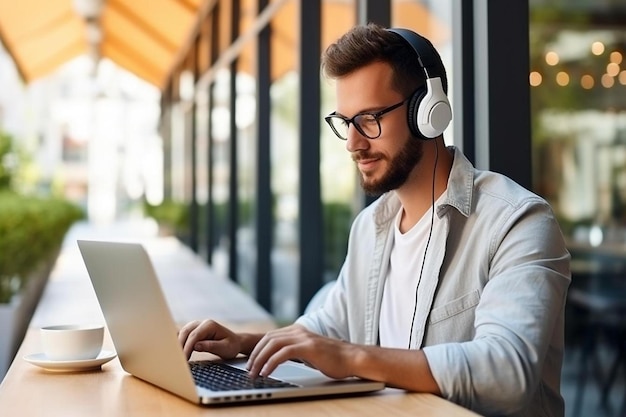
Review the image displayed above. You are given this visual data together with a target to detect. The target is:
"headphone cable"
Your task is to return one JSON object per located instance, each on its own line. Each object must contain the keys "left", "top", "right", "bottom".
{"left": 407, "top": 141, "right": 438, "bottom": 350}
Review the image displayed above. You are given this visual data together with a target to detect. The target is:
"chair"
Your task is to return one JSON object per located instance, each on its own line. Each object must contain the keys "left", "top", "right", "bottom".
{"left": 567, "top": 265, "right": 626, "bottom": 417}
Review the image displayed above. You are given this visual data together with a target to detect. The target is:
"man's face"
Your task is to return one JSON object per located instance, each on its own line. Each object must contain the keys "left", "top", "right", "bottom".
{"left": 334, "top": 61, "right": 423, "bottom": 196}
{"left": 359, "top": 132, "right": 424, "bottom": 195}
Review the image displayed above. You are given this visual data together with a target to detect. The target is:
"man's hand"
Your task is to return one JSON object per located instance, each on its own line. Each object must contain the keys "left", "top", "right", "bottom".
{"left": 178, "top": 320, "right": 246, "bottom": 360}
{"left": 246, "top": 324, "right": 357, "bottom": 379}
{"left": 180, "top": 320, "right": 440, "bottom": 394}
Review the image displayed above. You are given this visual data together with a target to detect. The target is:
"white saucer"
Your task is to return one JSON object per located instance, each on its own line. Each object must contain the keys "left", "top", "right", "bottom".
{"left": 23, "top": 350, "right": 117, "bottom": 372}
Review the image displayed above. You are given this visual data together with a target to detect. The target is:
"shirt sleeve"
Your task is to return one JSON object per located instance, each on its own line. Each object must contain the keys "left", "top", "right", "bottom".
{"left": 423, "top": 201, "right": 570, "bottom": 415}
{"left": 295, "top": 264, "right": 351, "bottom": 341}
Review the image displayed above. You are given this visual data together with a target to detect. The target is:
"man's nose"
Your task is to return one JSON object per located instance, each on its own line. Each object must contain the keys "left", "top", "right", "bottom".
{"left": 345, "top": 125, "right": 369, "bottom": 153}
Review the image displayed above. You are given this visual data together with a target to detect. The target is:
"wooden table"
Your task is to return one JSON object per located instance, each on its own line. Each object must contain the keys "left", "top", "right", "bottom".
{"left": 0, "top": 327, "right": 479, "bottom": 417}
{"left": 0, "top": 234, "right": 478, "bottom": 416}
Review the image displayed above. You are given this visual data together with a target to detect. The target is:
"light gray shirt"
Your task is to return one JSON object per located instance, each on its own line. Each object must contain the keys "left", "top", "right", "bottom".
{"left": 296, "top": 146, "right": 571, "bottom": 416}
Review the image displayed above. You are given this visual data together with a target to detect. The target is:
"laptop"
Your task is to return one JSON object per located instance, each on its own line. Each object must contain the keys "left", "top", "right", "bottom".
{"left": 77, "top": 240, "right": 385, "bottom": 405}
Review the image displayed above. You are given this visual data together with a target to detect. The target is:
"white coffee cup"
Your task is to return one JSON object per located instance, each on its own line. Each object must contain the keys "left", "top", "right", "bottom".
{"left": 40, "top": 324, "right": 104, "bottom": 361}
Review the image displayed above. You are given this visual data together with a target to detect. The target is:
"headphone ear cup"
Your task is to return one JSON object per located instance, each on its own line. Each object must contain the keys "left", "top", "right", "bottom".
{"left": 407, "top": 87, "right": 426, "bottom": 139}
{"left": 416, "top": 77, "right": 452, "bottom": 139}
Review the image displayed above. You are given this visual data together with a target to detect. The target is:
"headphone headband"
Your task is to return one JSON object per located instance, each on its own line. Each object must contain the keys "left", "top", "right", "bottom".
{"left": 386, "top": 28, "right": 448, "bottom": 93}
{"left": 386, "top": 28, "right": 452, "bottom": 139}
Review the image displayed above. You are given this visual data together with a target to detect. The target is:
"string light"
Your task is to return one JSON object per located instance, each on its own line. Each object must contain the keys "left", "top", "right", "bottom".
{"left": 556, "top": 71, "right": 569, "bottom": 86}
{"left": 591, "top": 41, "right": 605, "bottom": 55}
{"left": 530, "top": 42, "right": 626, "bottom": 90}
{"left": 607, "top": 62, "right": 620, "bottom": 77}
{"left": 529, "top": 71, "right": 543, "bottom": 86}
{"left": 581, "top": 74, "right": 595, "bottom": 89}
{"left": 610, "top": 51, "right": 623, "bottom": 64}
{"left": 601, "top": 73, "right": 615, "bottom": 88}
{"left": 545, "top": 51, "right": 559, "bottom": 66}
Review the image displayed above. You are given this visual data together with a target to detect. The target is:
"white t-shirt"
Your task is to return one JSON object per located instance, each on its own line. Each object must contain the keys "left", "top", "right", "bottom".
{"left": 379, "top": 192, "right": 446, "bottom": 349}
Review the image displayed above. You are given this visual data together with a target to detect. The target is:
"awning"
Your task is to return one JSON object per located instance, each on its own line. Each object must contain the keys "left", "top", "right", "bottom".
{"left": 0, "top": 0, "right": 449, "bottom": 91}
{"left": 0, "top": 0, "right": 202, "bottom": 89}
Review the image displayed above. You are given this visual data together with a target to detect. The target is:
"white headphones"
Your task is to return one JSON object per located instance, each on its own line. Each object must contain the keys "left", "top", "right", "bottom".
{"left": 387, "top": 28, "right": 452, "bottom": 139}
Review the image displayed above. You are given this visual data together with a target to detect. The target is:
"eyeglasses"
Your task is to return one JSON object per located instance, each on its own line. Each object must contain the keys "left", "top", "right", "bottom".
{"left": 324, "top": 97, "right": 409, "bottom": 140}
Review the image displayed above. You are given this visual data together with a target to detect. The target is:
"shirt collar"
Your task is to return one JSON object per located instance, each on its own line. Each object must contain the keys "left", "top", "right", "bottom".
{"left": 373, "top": 146, "right": 474, "bottom": 226}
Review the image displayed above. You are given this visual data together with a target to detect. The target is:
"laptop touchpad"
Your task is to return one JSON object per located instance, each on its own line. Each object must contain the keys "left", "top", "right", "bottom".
{"left": 271, "top": 362, "right": 333, "bottom": 385}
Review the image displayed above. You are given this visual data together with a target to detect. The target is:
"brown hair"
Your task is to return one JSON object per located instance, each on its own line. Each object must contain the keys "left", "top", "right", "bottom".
{"left": 321, "top": 23, "right": 425, "bottom": 98}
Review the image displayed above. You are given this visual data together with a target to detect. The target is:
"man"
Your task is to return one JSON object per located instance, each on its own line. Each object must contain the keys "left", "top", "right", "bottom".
{"left": 179, "top": 23, "right": 570, "bottom": 416}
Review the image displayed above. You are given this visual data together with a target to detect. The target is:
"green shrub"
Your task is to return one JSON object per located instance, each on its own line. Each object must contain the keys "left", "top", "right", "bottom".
{"left": 0, "top": 192, "right": 84, "bottom": 303}
{"left": 143, "top": 199, "right": 189, "bottom": 234}
{"left": 0, "top": 131, "right": 15, "bottom": 190}
{"left": 323, "top": 202, "right": 353, "bottom": 273}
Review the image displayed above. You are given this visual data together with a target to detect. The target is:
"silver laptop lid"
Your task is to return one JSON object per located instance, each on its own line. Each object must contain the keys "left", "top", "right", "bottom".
{"left": 78, "top": 240, "right": 199, "bottom": 403}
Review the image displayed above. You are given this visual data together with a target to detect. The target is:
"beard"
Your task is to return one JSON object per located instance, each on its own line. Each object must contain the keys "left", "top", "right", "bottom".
{"left": 356, "top": 136, "right": 424, "bottom": 196}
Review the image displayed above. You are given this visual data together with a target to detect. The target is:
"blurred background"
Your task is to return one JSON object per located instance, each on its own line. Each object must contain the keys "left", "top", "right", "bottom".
{"left": 0, "top": 1, "right": 624, "bottom": 415}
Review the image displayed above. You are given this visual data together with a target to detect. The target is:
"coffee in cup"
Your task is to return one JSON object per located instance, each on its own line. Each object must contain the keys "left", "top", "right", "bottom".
{"left": 40, "top": 324, "right": 104, "bottom": 361}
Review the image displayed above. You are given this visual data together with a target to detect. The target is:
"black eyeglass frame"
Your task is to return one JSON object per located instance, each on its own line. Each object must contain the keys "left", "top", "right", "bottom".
{"left": 324, "top": 97, "right": 409, "bottom": 140}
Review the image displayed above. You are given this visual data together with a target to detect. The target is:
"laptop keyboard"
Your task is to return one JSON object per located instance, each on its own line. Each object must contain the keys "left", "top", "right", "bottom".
{"left": 190, "top": 362, "right": 298, "bottom": 391}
